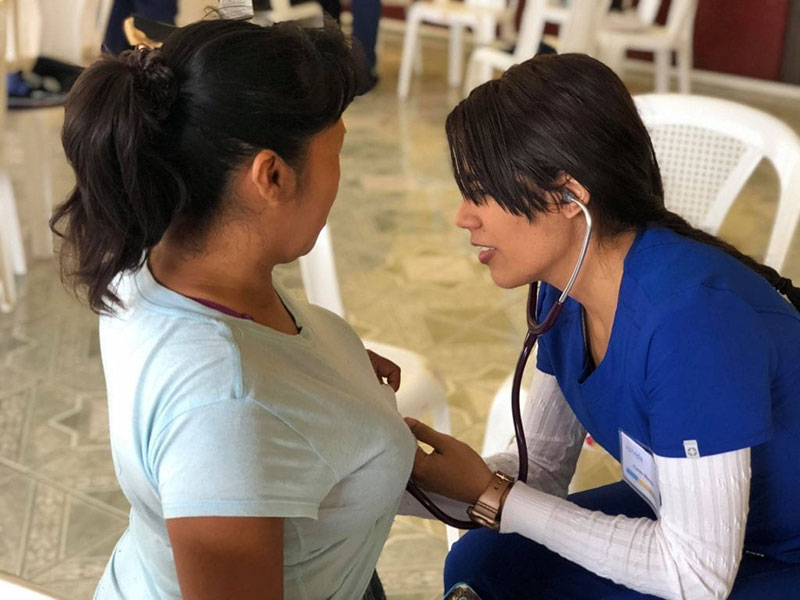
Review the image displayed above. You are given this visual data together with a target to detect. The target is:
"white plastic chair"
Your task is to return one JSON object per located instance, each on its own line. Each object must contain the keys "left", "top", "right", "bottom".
{"left": 601, "top": 0, "right": 660, "bottom": 33}
{"left": 299, "top": 226, "right": 452, "bottom": 432}
{"left": 397, "top": 0, "right": 520, "bottom": 98}
{"left": 0, "top": 170, "right": 25, "bottom": 313}
{"left": 8, "top": 0, "right": 113, "bottom": 264}
{"left": 635, "top": 93, "right": 800, "bottom": 270}
{"left": 482, "top": 94, "right": 800, "bottom": 462}
{"left": 38, "top": 0, "right": 113, "bottom": 65}
{"left": 252, "top": 0, "right": 325, "bottom": 27}
{"left": 0, "top": 570, "right": 59, "bottom": 599}
{"left": 462, "top": 0, "right": 611, "bottom": 96}
{"left": 298, "top": 225, "right": 459, "bottom": 547}
{"left": 0, "top": 0, "right": 26, "bottom": 312}
{"left": 6, "top": 0, "right": 42, "bottom": 68}
{"left": 596, "top": 0, "right": 698, "bottom": 93}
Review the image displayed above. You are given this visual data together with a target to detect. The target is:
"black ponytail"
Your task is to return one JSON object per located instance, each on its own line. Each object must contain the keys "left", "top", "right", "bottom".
{"left": 51, "top": 19, "right": 358, "bottom": 314}
{"left": 446, "top": 52, "right": 800, "bottom": 312}
{"left": 52, "top": 47, "right": 185, "bottom": 314}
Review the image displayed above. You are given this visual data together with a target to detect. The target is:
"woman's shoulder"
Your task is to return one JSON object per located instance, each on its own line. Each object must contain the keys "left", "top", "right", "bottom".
{"left": 623, "top": 226, "right": 793, "bottom": 321}
{"left": 100, "top": 275, "right": 247, "bottom": 417}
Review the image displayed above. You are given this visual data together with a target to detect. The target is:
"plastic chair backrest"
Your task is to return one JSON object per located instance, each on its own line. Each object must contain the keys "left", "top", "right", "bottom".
{"left": 463, "top": 0, "right": 516, "bottom": 16}
{"left": 511, "top": 0, "right": 549, "bottom": 60}
{"left": 664, "top": 0, "right": 698, "bottom": 41}
{"left": 260, "top": 0, "right": 324, "bottom": 26}
{"left": 0, "top": 570, "right": 59, "bottom": 599}
{"left": 515, "top": 0, "right": 611, "bottom": 60}
{"left": 558, "top": 0, "right": 613, "bottom": 54}
{"left": 86, "top": 0, "right": 114, "bottom": 55}
{"left": 298, "top": 225, "right": 347, "bottom": 317}
{"left": 635, "top": 93, "right": 800, "bottom": 270}
{"left": 635, "top": 0, "right": 660, "bottom": 25}
{"left": 38, "top": 0, "right": 89, "bottom": 64}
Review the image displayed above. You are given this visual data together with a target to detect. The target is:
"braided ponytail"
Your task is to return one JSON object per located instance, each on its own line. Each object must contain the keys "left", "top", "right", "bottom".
{"left": 653, "top": 209, "right": 800, "bottom": 311}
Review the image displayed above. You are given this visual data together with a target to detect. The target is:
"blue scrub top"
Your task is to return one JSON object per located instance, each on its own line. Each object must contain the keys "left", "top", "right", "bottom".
{"left": 536, "top": 225, "right": 800, "bottom": 562}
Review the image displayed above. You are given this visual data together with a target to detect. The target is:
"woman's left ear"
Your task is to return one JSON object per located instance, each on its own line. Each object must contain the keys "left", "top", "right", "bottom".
{"left": 560, "top": 180, "right": 590, "bottom": 219}
{"left": 249, "top": 149, "right": 293, "bottom": 208}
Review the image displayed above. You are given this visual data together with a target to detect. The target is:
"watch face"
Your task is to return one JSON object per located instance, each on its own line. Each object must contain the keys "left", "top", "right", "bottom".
{"left": 444, "top": 583, "right": 483, "bottom": 600}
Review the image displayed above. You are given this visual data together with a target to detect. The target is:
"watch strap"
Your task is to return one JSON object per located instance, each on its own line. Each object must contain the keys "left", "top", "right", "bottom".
{"left": 467, "top": 471, "right": 515, "bottom": 530}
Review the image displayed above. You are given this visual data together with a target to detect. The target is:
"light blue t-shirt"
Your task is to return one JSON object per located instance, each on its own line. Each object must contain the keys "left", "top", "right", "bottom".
{"left": 94, "top": 265, "right": 416, "bottom": 599}
{"left": 536, "top": 225, "right": 800, "bottom": 562}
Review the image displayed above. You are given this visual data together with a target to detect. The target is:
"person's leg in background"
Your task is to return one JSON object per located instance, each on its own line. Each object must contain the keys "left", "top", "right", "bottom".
{"left": 103, "top": 0, "right": 178, "bottom": 54}
{"left": 319, "top": 0, "right": 342, "bottom": 23}
{"left": 350, "top": 0, "right": 381, "bottom": 90}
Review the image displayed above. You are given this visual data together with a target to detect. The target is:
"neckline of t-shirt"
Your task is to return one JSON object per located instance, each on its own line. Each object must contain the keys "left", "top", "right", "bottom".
{"left": 133, "top": 263, "right": 313, "bottom": 344}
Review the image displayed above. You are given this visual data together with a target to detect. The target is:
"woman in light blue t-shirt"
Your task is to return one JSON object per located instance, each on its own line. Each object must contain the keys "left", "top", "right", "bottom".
{"left": 404, "top": 54, "right": 800, "bottom": 599}
{"left": 50, "top": 19, "right": 415, "bottom": 600}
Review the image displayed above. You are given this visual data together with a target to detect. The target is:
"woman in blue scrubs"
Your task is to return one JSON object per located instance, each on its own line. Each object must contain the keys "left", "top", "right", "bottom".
{"left": 405, "top": 53, "right": 800, "bottom": 599}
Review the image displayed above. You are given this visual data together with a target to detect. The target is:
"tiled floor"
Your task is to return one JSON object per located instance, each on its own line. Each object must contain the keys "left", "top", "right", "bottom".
{"left": 2, "top": 21, "right": 800, "bottom": 600}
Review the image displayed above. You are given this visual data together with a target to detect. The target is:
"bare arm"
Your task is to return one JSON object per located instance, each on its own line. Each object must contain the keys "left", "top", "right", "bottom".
{"left": 167, "top": 516, "right": 284, "bottom": 600}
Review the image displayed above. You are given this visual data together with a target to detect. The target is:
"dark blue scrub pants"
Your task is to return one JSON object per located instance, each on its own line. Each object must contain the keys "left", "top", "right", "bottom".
{"left": 103, "top": 0, "right": 178, "bottom": 55}
{"left": 445, "top": 482, "right": 800, "bottom": 599}
{"left": 351, "top": 0, "right": 381, "bottom": 74}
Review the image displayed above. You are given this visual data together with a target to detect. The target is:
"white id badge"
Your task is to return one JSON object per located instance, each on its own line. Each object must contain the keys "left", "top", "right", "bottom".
{"left": 619, "top": 430, "right": 661, "bottom": 516}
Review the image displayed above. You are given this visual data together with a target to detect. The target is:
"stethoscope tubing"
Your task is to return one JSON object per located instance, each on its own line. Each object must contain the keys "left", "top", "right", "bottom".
{"left": 406, "top": 195, "right": 593, "bottom": 530}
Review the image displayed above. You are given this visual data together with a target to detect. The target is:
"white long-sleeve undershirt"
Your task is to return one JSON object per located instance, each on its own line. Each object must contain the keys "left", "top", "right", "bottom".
{"left": 400, "top": 370, "right": 752, "bottom": 599}
{"left": 492, "top": 370, "right": 751, "bottom": 600}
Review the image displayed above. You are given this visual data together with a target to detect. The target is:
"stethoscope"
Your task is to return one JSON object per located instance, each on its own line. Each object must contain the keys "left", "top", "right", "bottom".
{"left": 406, "top": 191, "right": 594, "bottom": 529}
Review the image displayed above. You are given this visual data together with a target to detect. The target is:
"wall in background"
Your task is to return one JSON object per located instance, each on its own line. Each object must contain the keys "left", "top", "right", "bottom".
{"left": 375, "top": 0, "right": 799, "bottom": 84}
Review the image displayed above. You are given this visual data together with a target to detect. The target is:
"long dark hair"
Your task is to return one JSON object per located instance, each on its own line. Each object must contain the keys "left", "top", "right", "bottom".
{"left": 51, "top": 19, "right": 358, "bottom": 314}
{"left": 446, "top": 53, "right": 800, "bottom": 310}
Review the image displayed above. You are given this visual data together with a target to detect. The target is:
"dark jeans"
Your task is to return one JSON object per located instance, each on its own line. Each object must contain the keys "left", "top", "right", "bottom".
{"left": 103, "top": 0, "right": 178, "bottom": 54}
{"left": 363, "top": 571, "right": 386, "bottom": 600}
{"left": 445, "top": 482, "right": 800, "bottom": 599}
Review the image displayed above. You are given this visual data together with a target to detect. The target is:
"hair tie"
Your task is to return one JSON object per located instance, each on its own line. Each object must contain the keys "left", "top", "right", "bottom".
{"left": 775, "top": 277, "right": 793, "bottom": 295}
{"left": 120, "top": 47, "right": 178, "bottom": 121}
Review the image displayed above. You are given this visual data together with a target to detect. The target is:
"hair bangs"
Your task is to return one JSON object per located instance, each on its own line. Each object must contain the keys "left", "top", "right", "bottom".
{"left": 446, "top": 82, "right": 551, "bottom": 219}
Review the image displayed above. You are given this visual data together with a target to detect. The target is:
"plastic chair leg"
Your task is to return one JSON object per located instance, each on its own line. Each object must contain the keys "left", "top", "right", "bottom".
{"left": 0, "top": 178, "right": 20, "bottom": 311}
{"left": 677, "top": 40, "right": 692, "bottom": 94}
{"left": 448, "top": 23, "right": 465, "bottom": 88}
{"left": 414, "top": 38, "right": 423, "bottom": 75}
{"left": 446, "top": 525, "right": 461, "bottom": 550}
{"left": 0, "top": 171, "right": 25, "bottom": 276}
{"left": 654, "top": 49, "right": 670, "bottom": 93}
{"left": 398, "top": 11, "right": 421, "bottom": 98}
{"left": 463, "top": 54, "right": 478, "bottom": 96}
{"left": 0, "top": 243, "right": 15, "bottom": 312}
